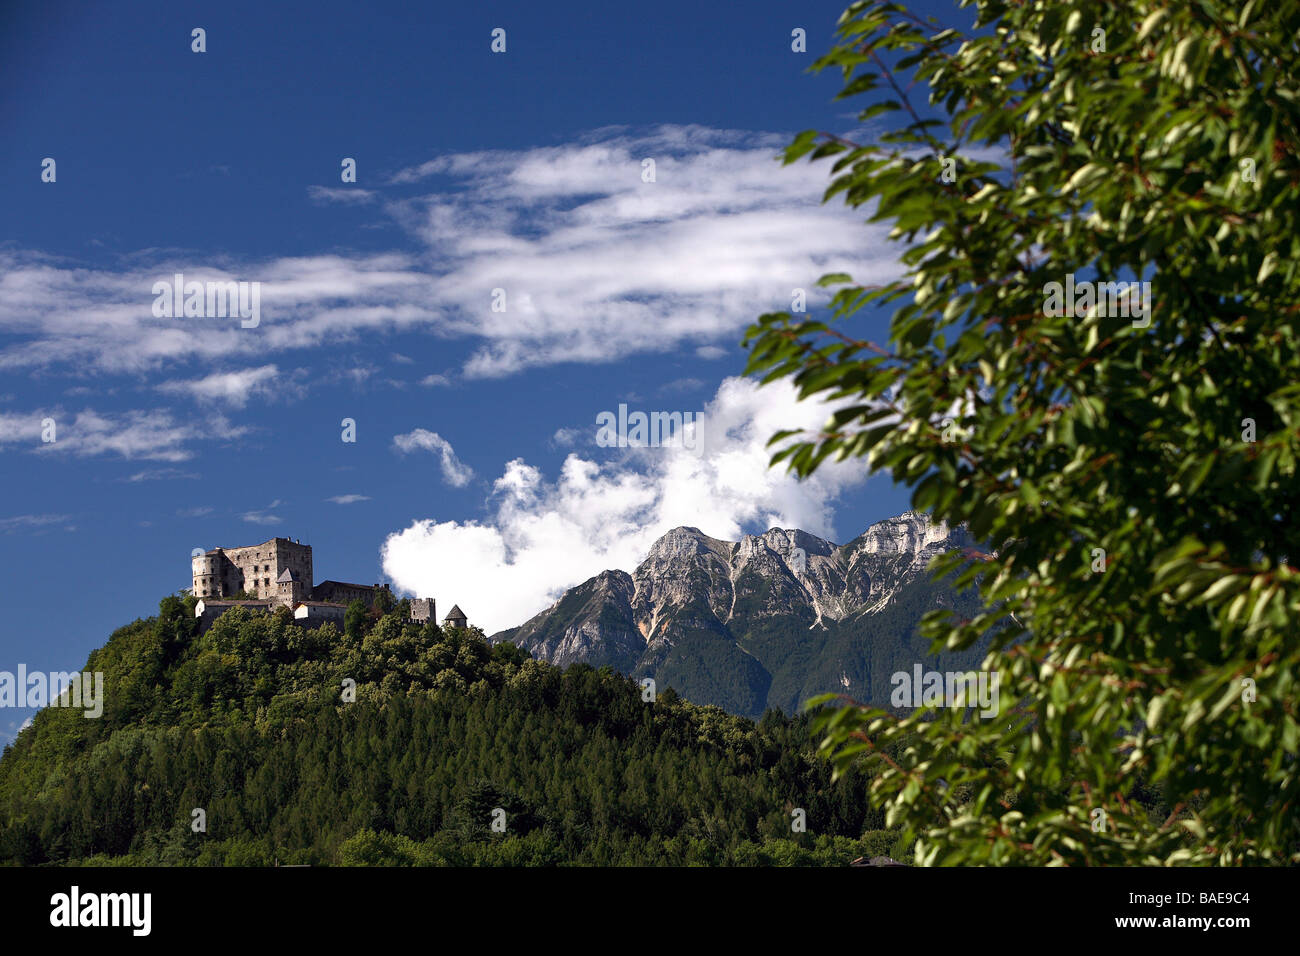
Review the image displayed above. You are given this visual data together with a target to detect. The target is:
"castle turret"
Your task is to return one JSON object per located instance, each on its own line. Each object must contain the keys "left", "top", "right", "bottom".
{"left": 276, "top": 567, "right": 305, "bottom": 607}
{"left": 193, "top": 547, "right": 233, "bottom": 598}
{"left": 444, "top": 605, "right": 468, "bottom": 630}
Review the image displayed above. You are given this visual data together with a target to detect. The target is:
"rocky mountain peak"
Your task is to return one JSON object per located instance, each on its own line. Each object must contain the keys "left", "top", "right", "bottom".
{"left": 751, "top": 528, "right": 834, "bottom": 559}
{"left": 856, "top": 511, "right": 968, "bottom": 555}
{"left": 647, "top": 527, "right": 714, "bottom": 561}
{"left": 493, "top": 510, "right": 986, "bottom": 719}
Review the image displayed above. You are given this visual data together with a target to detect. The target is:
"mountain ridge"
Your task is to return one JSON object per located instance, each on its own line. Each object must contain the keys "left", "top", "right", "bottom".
{"left": 492, "top": 511, "right": 991, "bottom": 717}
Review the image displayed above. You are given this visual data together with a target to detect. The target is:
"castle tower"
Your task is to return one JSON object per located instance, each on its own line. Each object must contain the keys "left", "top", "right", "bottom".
{"left": 276, "top": 567, "right": 305, "bottom": 607}
{"left": 444, "top": 605, "right": 468, "bottom": 630}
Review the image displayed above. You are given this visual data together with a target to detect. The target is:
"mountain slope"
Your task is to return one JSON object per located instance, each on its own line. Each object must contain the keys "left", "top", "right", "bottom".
{"left": 493, "top": 512, "right": 994, "bottom": 718}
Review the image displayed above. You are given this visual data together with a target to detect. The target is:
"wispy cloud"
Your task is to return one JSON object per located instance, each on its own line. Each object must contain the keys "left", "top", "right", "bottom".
{"left": 0, "top": 408, "right": 247, "bottom": 461}
{"left": 242, "top": 513, "right": 282, "bottom": 525}
{"left": 658, "top": 377, "right": 706, "bottom": 395}
{"left": 393, "top": 429, "right": 474, "bottom": 487}
{"left": 0, "top": 250, "right": 426, "bottom": 375}
{"left": 241, "top": 499, "right": 284, "bottom": 525}
{"left": 0, "top": 513, "right": 73, "bottom": 534}
{"left": 125, "top": 467, "right": 200, "bottom": 482}
{"left": 550, "top": 427, "right": 583, "bottom": 448}
{"left": 384, "top": 125, "right": 895, "bottom": 378}
{"left": 307, "top": 185, "right": 377, "bottom": 205}
{"left": 327, "top": 494, "right": 371, "bottom": 505}
{"left": 157, "top": 364, "right": 296, "bottom": 408}
{"left": 0, "top": 125, "right": 898, "bottom": 380}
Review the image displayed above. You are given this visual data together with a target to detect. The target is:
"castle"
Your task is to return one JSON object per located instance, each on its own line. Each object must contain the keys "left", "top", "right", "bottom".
{"left": 190, "top": 536, "right": 465, "bottom": 634}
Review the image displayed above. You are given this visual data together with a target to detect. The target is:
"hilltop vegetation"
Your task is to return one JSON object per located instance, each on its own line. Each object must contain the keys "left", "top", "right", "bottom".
{"left": 0, "top": 595, "right": 898, "bottom": 866}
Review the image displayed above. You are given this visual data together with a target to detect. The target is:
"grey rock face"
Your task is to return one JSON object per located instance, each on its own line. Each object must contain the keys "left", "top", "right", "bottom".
{"left": 500, "top": 569, "right": 642, "bottom": 673}
{"left": 855, "top": 511, "right": 963, "bottom": 555}
{"left": 491, "top": 511, "right": 982, "bottom": 716}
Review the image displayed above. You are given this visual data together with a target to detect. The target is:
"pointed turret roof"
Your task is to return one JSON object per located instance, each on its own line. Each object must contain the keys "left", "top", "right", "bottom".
{"left": 445, "top": 604, "right": 467, "bottom": 622}
{"left": 277, "top": 568, "right": 300, "bottom": 583}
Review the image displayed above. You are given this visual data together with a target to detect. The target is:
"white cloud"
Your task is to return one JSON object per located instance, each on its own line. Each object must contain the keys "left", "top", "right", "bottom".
{"left": 393, "top": 429, "right": 474, "bottom": 487}
{"left": 241, "top": 510, "right": 282, "bottom": 525}
{"left": 657, "top": 377, "right": 706, "bottom": 395}
{"left": 550, "top": 427, "right": 583, "bottom": 448}
{"left": 0, "top": 513, "right": 72, "bottom": 534}
{"left": 307, "top": 186, "right": 376, "bottom": 205}
{"left": 328, "top": 494, "right": 371, "bottom": 504}
{"left": 126, "top": 467, "right": 199, "bottom": 482}
{"left": 381, "top": 376, "right": 874, "bottom": 633}
{"left": 340, "top": 365, "right": 376, "bottom": 386}
{"left": 157, "top": 364, "right": 287, "bottom": 407}
{"left": 241, "top": 499, "right": 283, "bottom": 525}
{"left": 0, "top": 125, "right": 899, "bottom": 379}
{"left": 0, "top": 407, "right": 246, "bottom": 461}
{"left": 0, "top": 250, "right": 428, "bottom": 375}
{"left": 394, "top": 126, "right": 896, "bottom": 377}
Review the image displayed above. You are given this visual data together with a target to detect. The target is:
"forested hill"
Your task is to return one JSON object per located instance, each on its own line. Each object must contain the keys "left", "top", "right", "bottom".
{"left": 0, "top": 595, "right": 899, "bottom": 866}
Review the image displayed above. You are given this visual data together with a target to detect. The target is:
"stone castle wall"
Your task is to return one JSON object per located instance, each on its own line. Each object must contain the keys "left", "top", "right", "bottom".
{"left": 312, "top": 580, "right": 385, "bottom": 606}
{"left": 192, "top": 537, "right": 313, "bottom": 599}
{"left": 191, "top": 538, "right": 443, "bottom": 635}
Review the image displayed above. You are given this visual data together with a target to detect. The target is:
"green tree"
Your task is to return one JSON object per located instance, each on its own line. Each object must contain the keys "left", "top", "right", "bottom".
{"left": 344, "top": 600, "right": 368, "bottom": 641}
{"left": 745, "top": 0, "right": 1300, "bottom": 864}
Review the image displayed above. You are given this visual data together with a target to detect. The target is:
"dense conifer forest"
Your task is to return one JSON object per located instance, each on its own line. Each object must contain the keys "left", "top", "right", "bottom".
{"left": 0, "top": 596, "right": 905, "bottom": 865}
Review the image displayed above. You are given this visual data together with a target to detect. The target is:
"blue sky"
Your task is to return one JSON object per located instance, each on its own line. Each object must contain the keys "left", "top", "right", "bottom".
{"left": 1, "top": 0, "right": 966, "bottom": 741}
